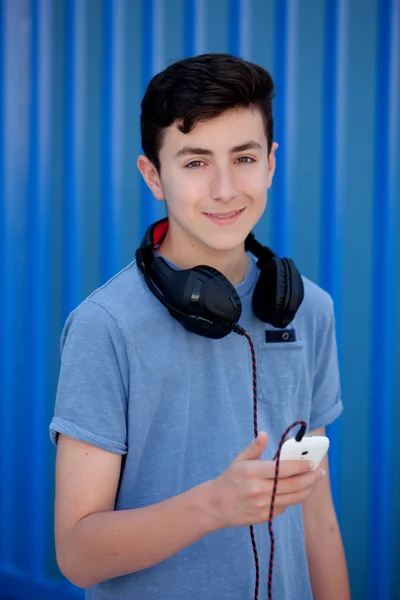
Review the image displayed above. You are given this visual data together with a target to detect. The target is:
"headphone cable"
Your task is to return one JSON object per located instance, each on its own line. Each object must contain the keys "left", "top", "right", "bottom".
{"left": 233, "top": 324, "right": 307, "bottom": 600}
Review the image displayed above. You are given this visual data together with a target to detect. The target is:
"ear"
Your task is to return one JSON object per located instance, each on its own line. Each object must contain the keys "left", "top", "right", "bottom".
{"left": 267, "top": 142, "right": 278, "bottom": 189}
{"left": 137, "top": 155, "right": 165, "bottom": 200}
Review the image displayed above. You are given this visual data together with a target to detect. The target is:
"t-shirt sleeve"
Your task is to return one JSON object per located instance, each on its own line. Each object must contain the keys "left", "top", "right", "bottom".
{"left": 309, "top": 296, "right": 343, "bottom": 431}
{"left": 49, "top": 299, "right": 129, "bottom": 455}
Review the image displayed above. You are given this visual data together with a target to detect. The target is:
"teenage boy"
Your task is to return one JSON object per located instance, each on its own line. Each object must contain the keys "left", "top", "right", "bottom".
{"left": 50, "top": 53, "right": 350, "bottom": 600}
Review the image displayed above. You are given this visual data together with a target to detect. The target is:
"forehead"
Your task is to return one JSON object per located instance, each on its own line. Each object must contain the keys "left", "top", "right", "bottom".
{"left": 159, "top": 107, "right": 267, "bottom": 156}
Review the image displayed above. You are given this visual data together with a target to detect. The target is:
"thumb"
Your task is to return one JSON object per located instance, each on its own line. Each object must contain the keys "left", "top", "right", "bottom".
{"left": 235, "top": 431, "right": 268, "bottom": 462}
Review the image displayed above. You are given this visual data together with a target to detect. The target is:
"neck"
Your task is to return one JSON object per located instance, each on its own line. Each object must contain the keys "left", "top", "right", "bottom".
{"left": 157, "top": 226, "right": 250, "bottom": 286}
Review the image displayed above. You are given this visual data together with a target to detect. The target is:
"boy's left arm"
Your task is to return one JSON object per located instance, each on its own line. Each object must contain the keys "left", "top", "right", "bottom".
{"left": 302, "top": 426, "right": 351, "bottom": 600}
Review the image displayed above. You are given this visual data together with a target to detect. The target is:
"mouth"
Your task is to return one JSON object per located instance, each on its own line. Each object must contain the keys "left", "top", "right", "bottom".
{"left": 203, "top": 207, "right": 246, "bottom": 224}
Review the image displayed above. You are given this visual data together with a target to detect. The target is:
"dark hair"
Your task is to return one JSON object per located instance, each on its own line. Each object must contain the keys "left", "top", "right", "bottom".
{"left": 140, "top": 53, "right": 275, "bottom": 172}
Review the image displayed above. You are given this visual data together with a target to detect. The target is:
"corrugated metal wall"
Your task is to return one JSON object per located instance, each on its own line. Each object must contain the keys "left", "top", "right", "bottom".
{"left": 0, "top": 1, "right": 399, "bottom": 599}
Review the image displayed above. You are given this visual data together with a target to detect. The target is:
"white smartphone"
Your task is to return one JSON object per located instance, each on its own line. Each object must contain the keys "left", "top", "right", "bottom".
{"left": 278, "top": 435, "right": 330, "bottom": 470}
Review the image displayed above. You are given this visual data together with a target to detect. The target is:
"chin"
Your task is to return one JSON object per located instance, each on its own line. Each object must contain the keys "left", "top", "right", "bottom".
{"left": 197, "top": 231, "right": 249, "bottom": 253}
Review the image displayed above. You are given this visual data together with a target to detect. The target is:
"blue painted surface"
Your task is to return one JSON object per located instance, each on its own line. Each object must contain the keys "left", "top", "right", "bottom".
{"left": 27, "top": 0, "right": 47, "bottom": 577}
{"left": 321, "top": 0, "right": 343, "bottom": 517}
{"left": 63, "top": 0, "right": 85, "bottom": 321}
{"left": 271, "top": 0, "right": 288, "bottom": 256}
{"left": 370, "top": 1, "right": 398, "bottom": 597}
{"left": 101, "top": 0, "right": 118, "bottom": 283}
{"left": 0, "top": 0, "right": 7, "bottom": 575}
{"left": 1, "top": 0, "right": 32, "bottom": 575}
{"left": 0, "top": 1, "right": 399, "bottom": 599}
{"left": 389, "top": 3, "right": 400, "bottom": 596}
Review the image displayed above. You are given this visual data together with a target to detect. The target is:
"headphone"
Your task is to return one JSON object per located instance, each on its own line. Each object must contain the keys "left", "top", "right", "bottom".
{"left": 135, "top": 218, "right": 305, "bottom": 340}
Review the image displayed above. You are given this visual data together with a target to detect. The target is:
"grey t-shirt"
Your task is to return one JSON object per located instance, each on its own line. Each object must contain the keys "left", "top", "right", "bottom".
{"left": 50, "top": 253, "right": 343, "bottom": 600}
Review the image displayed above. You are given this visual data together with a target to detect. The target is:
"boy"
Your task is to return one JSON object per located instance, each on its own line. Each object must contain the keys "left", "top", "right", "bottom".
{"left": 50, "top": 54, "right": 350, "bottom": 599}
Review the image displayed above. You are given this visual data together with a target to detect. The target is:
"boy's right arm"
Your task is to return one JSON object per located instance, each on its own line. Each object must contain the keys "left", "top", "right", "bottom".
{"left": 55, "top": 431, "right": 323, "bottom": 589}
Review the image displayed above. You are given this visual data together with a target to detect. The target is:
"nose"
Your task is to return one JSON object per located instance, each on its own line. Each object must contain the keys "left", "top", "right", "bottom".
{"left": 210, "top": 166, "right": 239, "bottom": 203}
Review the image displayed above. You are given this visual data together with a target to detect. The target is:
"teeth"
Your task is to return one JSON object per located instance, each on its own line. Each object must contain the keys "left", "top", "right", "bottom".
{"left": 208, "top": 210, "right": 240, "bottom": 218}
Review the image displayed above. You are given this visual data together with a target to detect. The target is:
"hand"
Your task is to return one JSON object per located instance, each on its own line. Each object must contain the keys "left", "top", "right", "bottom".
{"left": 208, "top": 431, "right": 325, "bottom": 529}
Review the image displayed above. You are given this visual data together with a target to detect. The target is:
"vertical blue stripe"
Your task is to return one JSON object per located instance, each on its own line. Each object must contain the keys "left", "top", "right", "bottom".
{"left": 101, "top": 0, "right": 117, "bottom": 282}
{"left": 239, "top": 0, "right": 251, "bottom": 60}
{"left": 369, "top": 0, "right": 395, "bottom": 597}
{"left": 321, "top": 0, "right": 339, "bottom": 296}
{"left": 194, "top": 0, "right": 206, "bottom": 56}
{"left": 151, "top": 0, "right": 166, "bottom": 225}
{"left": 152, "top": 0, "right": 165, "bottom": 76}
{"left": 228, "top": 0, "right": 240, "bottom": 56}
{"left": 272, "top": 0, "right": 288, "bottom": 255}
{"left": 229, "top": 0, "right": 251, "bottom": 59}
{"left": 389, "top": 0, "right": 400, "bottom": 588}
{"left": 184, "top": 0, "right": 196, "bottom": 56}
{"left": 63, "top": 0, "right": 84, "bottom": 319}
{"left": 141, "top": 0, "right": 157, "bottom": 232}
{"left": 27, "top": 0, "right": 52, "bottom": 579}
{"left": 321, "top": 0, "right": 345, "bottom": 512}
{"left": 0, "top": 0, "right": 7, "bottom": 567}
{"left": 27, "top": 0, "right": 42, "bottom": 576}
{"left": 0, "top": 0, "right": 15, "bottom": 567}
{"left": 282, "top": 0, "right": 297, "bottom": 257}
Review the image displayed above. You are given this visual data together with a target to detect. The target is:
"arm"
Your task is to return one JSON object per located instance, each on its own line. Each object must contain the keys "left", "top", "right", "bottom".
{"left": 55, "top": 431, "right": 322, "bottom": 589}
{"left": 54, "top": 434, "right": 218, "bottom": 589}
{"left": 302, "top": 427, "right": 351, "bottom": 600}
{"left": 52, "top": 303, "right": 215, "bottom": 587}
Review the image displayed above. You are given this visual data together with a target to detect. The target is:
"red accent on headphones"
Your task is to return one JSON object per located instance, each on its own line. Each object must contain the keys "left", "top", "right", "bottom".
{"left": 152, "top": 219, "right": 169, "bottom": 246}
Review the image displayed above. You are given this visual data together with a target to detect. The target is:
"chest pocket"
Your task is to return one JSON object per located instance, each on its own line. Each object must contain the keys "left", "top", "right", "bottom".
{"left": 257, "top": 340, "right": 307, "bottom": 407}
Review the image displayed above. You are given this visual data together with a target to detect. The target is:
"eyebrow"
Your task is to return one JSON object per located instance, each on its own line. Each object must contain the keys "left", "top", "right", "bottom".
{"left": 175, "top": 140, "right": 262, "bottom": 158}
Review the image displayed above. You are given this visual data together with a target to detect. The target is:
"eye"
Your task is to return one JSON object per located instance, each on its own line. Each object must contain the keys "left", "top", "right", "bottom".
{"left": 235, "top": 156, "right": 255, "bottom": 164}
{"left": 185, "top": 160, "right": 205, "bottom": 169}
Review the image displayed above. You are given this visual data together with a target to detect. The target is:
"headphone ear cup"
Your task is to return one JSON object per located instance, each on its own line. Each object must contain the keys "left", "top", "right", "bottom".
{"left": 252, "top": 257, "right": 304, "bottom": 327}
{"left": 280, "top": 257, "right": 304, "bottom": 325}
{"left": 272, "top": 256, "right": 288, "bottom": 317}
{"left": 195, "top": 265, "right": 242, "bottom": 315}
{"left": 252, "top": 258, "right": 279, "bottom": 324}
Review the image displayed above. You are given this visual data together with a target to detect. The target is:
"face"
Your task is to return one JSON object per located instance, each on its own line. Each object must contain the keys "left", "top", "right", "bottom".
{"left": 137, "top": 107, "right": 277, "bottom": 257}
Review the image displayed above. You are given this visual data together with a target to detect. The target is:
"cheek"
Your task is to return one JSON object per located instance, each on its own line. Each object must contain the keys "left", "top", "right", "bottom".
{"left": 237, "top": 169, "right": 269, "bottom": 198}
{"left": 163, "top": 172, "right": 207, "bottom": 209}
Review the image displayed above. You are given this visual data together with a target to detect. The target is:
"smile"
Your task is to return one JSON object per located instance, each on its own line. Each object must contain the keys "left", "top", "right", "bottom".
{"left": 204, "top": 207, "right": 246, "bottom": 225}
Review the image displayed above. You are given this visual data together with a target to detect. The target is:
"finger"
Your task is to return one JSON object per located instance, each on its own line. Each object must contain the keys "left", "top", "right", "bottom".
{"left": 274, "top": 483, "right": 320, "bottom": 508}
{"left": 277, "top": 459, "right": 315, "bottom": 478}
{"left": 275, "top": 468, "right": 325, "bottom": 495}
{"left": 234, "top": 431, "right": 268, "bottom": 462}
{"left": 249, "top": 458, "right": 313, "bottom": 480}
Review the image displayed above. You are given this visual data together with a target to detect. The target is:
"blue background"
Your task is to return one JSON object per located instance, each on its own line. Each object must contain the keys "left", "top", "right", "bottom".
{"left": 0, "top": 1, "right": 399, "bottom": 598}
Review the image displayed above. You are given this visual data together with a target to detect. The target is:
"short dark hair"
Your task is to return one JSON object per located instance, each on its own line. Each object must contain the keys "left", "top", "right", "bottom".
{"left": 140, "top": 53, "right": 275, "bottom": 172}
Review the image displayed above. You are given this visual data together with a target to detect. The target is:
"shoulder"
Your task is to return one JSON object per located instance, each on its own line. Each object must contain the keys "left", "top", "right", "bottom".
{"left": 295, "top": 276, "right": 336, "bottom": 341}
{"left": 301, "top": 276, "right": 334, "bottom": 315}
{"left": 86, "top": 259, "right": 149, "bottom": 316}
{"left": 61, "top": 260, "right": 161, "bottom": 346}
